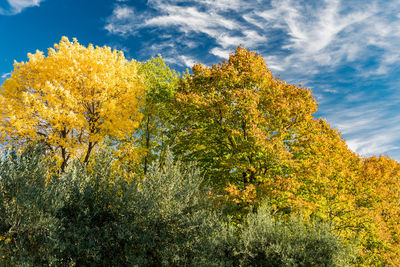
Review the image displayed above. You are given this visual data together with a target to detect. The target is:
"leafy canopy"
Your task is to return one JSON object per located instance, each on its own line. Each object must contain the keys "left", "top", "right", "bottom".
{"left": 174, "top": 46, "right": 317, "bottom": 191}
{"left": 0, "top": 37, "right": 144, "bottom": 170}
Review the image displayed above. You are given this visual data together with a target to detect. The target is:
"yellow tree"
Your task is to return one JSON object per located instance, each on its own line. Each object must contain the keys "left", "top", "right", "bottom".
{"left": 354, "top": 155, "right": 400, "bottom": 265}
{"left": 291, "top": 123, "right": 400, "bottom": 265}
{"left": 0, "top": 37, "right": 144, "bottom": 171}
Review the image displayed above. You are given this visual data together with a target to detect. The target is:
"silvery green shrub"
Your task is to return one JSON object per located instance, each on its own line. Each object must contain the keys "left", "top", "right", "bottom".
{"left": 0, "top": 145, "right": 355, "bottom": 266}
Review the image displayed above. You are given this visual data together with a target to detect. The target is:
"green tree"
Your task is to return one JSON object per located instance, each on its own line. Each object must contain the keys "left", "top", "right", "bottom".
{"left": 112, "top": 56, "right": 179, "bottom": 177}
{"left": 173, "top": 46, "right": 317, "bottom": 193}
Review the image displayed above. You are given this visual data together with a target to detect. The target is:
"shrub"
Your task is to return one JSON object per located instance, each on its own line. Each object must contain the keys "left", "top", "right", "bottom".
{"left": 0, "top": 145, "right": 355, "bottom": 266}
{"left": 0, "top": 145, "right": 57, "bottom": 265}
{"left": 0, "top": 146, "right": 220, "bottom": 266}
{"left": 213, "top": 203, "right": 356, "bottom": 266}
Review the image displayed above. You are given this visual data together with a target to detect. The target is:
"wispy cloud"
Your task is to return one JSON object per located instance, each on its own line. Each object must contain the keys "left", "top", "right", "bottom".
{"left": 178, "top": 55, "right": 197, "bottom": 68}
{"left": 104, "top": 0, "right": 268, "bottom": 65}
{"left": 0, "top": 0, "right": 45, "bottom": 15}
{"left": 105, "top": 5, "right": 137, "bottom": 36}
{"left": 210, "top": 47, "right": 232, "bottom": 59}
{"left": 253, "top": 0, "right": 376, "bottom": 72}
{"left": 1, "top": 72, "right": 11, "bottom": 79}
{"left": 104, "top": 0, "right": 400, "bottom": 74}
{"left": 323, "top": 91, "right": 400, "bottom": 158}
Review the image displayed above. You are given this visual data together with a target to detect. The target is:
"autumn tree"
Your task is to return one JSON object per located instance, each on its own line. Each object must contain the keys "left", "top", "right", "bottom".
{"left": 173, "top": 46, "right": 317, "bottom": 194}
{"left": 173, "top": 46, "right": 400, "bottom": 265}
{"left": 353, "top": 155, "right": 400, "bottom": 265}
{"left": 287, "top": 121, "right": 400, "bottom": 265}
{"left": 172, "top": 47, "right": 363, "bottom": 248}
{"left": 0, "top": 37, "right": 144, "bottom": 171}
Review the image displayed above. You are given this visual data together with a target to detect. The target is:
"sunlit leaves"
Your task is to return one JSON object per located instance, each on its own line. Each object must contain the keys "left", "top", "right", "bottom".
{"left": 111, "top": 56, "right": 179, "bottom": 177}
{"left": 171, "top": 46, "right": 400, "bottom": 265}
{"left": 0, "top": 37, "right": 144, "bottom": 171}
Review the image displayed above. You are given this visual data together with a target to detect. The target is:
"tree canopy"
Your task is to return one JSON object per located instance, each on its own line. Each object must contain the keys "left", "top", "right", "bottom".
{"left": 0, "top": 37, "right": 144, "bottom": 171}
{"left": 173, "top": 46, "right": 317, "bottom": 191}
{"left": 171, "top": 47, "right": 400, "bottom": 265}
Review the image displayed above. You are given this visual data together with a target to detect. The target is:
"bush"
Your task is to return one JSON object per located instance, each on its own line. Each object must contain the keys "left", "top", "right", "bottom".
{"left": 0, "top": 145, "right": 57, "bottom": 265}
{"left": 0, "top": 146, "right": 220, "bottom": 266}
{"left": 213, "top": 204, "right": 356, "bottom": 267}
{"left": 0, "top": 145, "right": 355, "bottom": 266}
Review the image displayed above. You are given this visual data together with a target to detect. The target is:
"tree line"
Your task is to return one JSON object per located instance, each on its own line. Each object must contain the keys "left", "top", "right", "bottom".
{"left": 0, "top": 37, "right": 399, "bottom": 265}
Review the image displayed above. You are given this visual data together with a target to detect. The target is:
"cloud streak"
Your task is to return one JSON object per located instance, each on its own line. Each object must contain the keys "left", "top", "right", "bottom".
{"left": 1, "top": 73, "right": 11, "bottom": 79}
{"left": 104, "top": 0, "right": 400, "bottom": 74}
{"left": 105, "top": 5, "right": 137, "bottom": 36}
{"left": 0, "top": 0, "right": 45, "bottom": 15}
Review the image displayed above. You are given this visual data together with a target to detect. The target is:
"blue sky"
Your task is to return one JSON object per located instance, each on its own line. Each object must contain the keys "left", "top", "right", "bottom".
{"left": 1, "top": 0, "right": 400, "bottom": 159}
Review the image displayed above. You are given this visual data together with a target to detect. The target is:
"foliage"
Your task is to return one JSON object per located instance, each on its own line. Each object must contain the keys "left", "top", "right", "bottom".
{"left": 172, "top": 46, "right": 359, "bottom": 225}
{"left": 0, "top": 145, "right": 353, "bottom": 266}
{"left": 289, "top": 121, "right": 400, "bottom": 265}
{"left": 214, "top": 203, "right": 356, "bottom": 267}
{"left": 0, "top": 37, "right": 144, "bottom": 171}
{"left": 113, "top": 55, "right": 179, "bottom": 177}
{"left": 2, "top": 40, "right": 400, "bottom": 265}
{"left": 353, "top": 156, "right": 400, "bottom": 265}
{"left": 0, "top": 144, "right": 57, "bottom": 265}
{"left": 284, "top": 119, "right": 362, "bottom": 232}
{"left": 0, "top": 145, "right": 220, "bottom": 266}
{"left": 173, "top": 46, "right": 317, "bottom": 193}
{"left": 171, "top": 46, "right": 399, "bottom": 265}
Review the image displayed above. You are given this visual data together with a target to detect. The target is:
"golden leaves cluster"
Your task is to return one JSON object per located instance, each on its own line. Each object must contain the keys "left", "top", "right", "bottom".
{"left": 0, "top": 37, "right": 144, "bottom": 167}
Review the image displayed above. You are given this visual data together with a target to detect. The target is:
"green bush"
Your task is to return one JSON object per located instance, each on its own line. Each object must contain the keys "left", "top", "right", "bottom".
{"left": 0, "top": 146, "right": 220, "bottom": 266}
{"left": 0, "top": 145, "right": 57, "bottom": 265}
{"left": 213, "top": 204, "right": 356, "bottom": 267}
{"left": 0, "top": 145, "right": 355, "bottom": 266}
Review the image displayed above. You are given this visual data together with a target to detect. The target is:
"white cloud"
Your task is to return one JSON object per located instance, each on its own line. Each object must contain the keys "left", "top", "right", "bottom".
{"left": 105, "top": 0, "right": 400, "bottom": 75}
{"left": 200, "top": 0, "right": 244, "bottom": 11}
{"left": 1, "top": 73, "right": 11, "bottom": 79}
{"left": 210, "top": 47, "right": 231, "bottom": 59}
{"left": 1, "top": 0, "right": 44, "bottom": 15}
{"left": 347, "top": 137, "right": 399, "bottom": 157}
{"left": 178, "top": 55, "right": 197, "bottom": 67}
{"left": 143, "top": 5, "right": 245, "bottom": 48}
{"left": 113, "top": 6, "right": 133, "bottom": 19}
{"left": 145, "top": 5, "right": 238, "bottom": 30}
{"left": 105, "top": 0, "right": 267, "bottom": 60}
{"left": 323, "top": 92, "right": 400, "bottom": 159}
{"left": 249, "top": 0, "right": 380, "bottom": 73}
{"left": 105, "top": 5, "right": 137, "bottom": 36}
{"left": 105, "top": 0, "right": 400, "bottom": 76}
